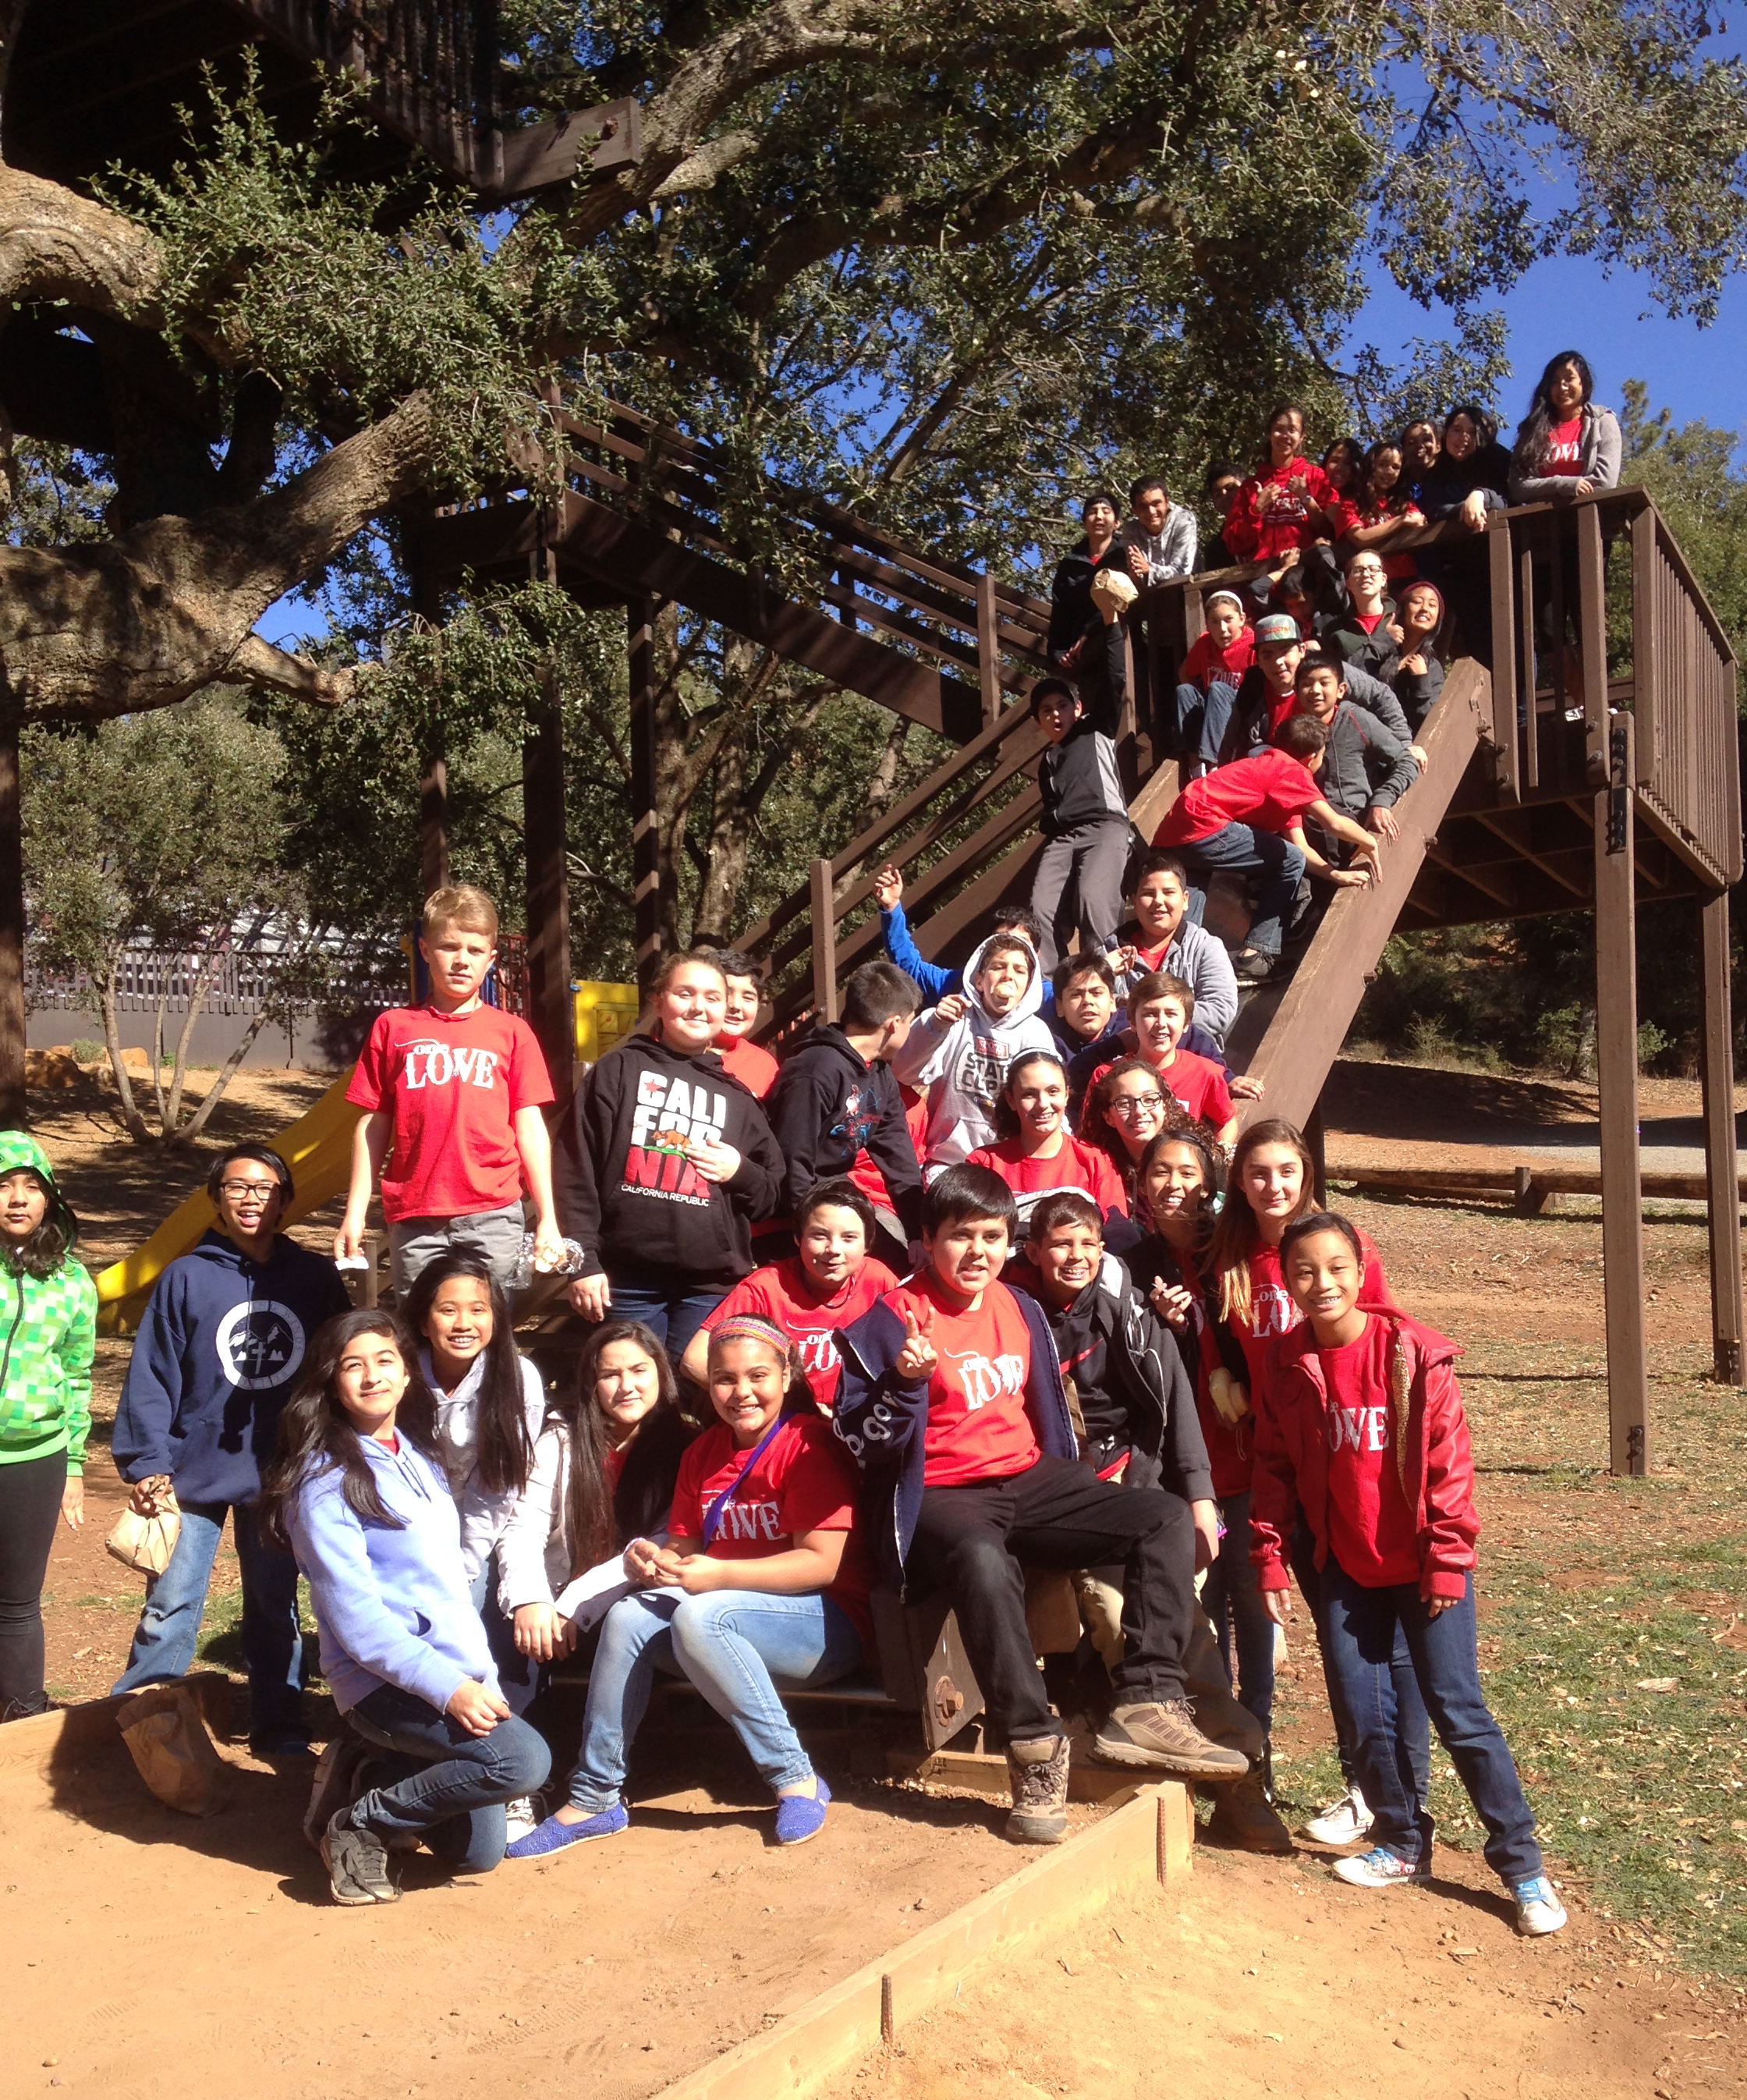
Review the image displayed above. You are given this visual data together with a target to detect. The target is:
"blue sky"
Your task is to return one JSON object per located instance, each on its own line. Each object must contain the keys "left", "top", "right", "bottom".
{"left": 1359, "top": 257, "right": 1745, "bottom": 451}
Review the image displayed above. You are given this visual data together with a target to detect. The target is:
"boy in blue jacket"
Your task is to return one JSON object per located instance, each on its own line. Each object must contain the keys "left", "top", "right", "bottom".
{"left": 112, "top": 1144, "right": 351, "bottom": 1755}
{"left": 835, "top": 1165, "right": 1246, "bottom": 1846}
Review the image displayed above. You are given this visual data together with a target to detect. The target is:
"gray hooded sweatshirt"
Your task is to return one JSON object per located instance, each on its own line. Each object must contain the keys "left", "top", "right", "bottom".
{"left": 889, "top": 932, "right": 1058, "bottom": 1177}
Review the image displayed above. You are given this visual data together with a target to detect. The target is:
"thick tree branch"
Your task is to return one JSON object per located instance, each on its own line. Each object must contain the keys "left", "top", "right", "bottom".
{"left": 0, "top": 166, "right": 163, "bottom": 320}
{"left": 0, "top": 393, "right": 434, "bottom": 723}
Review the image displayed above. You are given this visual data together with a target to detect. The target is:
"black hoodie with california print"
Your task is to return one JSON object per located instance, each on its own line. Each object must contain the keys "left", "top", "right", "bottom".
{"left": 554, "top": 1034, "right": 785, "bottom": 1291}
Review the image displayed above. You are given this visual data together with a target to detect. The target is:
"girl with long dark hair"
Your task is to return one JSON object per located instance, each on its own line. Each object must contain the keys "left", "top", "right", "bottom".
{"left": 509, "top": 1318, "right": 869, "bottom": 1858}
{"left": 260, "top": 1310, "right": 549, "bottom": 1905}
{"left": 494, "top": 1320, "right": 696, "bottom": 1671}
{"left": 1508, "top": 350, "right": 1623, "bottom": 719}
{"left": 0, "top": 1132, "right": 96, "bottom": 1724}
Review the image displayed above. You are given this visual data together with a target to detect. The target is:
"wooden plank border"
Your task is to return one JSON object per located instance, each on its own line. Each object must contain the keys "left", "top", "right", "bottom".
{"left": 651, "top": 1783, "right": 1191, "bottom": 2100}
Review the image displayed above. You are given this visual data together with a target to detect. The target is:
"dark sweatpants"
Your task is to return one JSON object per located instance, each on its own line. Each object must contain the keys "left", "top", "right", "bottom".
{"left": 905, "top": 1452, "right": 1194, "bottom": 1746}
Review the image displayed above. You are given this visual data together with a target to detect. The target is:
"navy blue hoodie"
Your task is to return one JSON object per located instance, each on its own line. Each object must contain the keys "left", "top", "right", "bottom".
{"left": 112, "top": 1230, "right": 353, "bottom": 1506}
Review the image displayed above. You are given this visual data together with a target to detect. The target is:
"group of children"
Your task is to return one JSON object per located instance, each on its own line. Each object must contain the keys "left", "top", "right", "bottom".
{"left": 1038, "top": 350, "right": 1620, "bottom": 985}
{"left": 0, "top": 863, "right": 1566, "bottom": 1944}
{"left": 0, "top": 364, "right": 1619, "bottom": 1939}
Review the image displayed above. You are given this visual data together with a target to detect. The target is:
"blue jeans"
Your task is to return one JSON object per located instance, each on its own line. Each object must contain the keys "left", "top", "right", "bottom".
{"left": 347, "top": 1683, "right": 551, "bottom": 1874}
{"left": 112, "top": 1499, "right": 303, "bottom": 1740}
{"left": 1178, "top": 822, "right": 1306, "bottom": 956}
{"left": 1320, "top": 1559, "right": 1543, "bottom": 1884}
{"left": 607, "top": 1279, "right": 728, "bottom": 1361}
{"left": 1202, "top": 1490, "right": 1276, "bottom": 1736}
{"left": 1291, "top": 1522, "right": 1429, "bottom": 1802}
{"left": 570, "top": 1587, "right": 863, "bottom": 1807}
{"left": 1196, "top": 679, "right": 1242, "bottom": 771}
{"left": 468, "top": 1562, "right": 538, "bottom": 1719}
{"left": 1177, "top": 677, "right": 1239, "bottom": 775}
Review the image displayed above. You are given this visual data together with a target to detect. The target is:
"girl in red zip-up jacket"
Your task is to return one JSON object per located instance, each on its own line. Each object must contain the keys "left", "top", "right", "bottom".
{"left": 1250, "top": 1212, "right": 1565, "bottom": 1936}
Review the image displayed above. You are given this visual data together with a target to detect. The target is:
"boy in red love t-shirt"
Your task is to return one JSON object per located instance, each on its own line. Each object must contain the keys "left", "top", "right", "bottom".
{"left": 509, "top": 1315, "right": 870, "bottom": 1859}
{"left": 1249, "top": 1213, "right": 1565, "bottom": 1937}
{"left": 682, "top": 1179, "right": 900, "bottom": 1410}
{"left": 340, "top": 885, "right": 560, "bottom": 1293}
{"left": 835, "top": 1165, "right": 1247, "bottom": 1846}
{"left": 1153, "top": 714, "right": 1383, "bottom": 983}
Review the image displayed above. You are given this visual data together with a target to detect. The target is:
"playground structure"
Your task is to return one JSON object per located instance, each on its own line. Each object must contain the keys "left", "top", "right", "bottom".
{"left": 414, "top": 402, "right": 1743, "bottom": 1481}
{"left": 0, "top": 0, "right": 1735, "bottom": 1477}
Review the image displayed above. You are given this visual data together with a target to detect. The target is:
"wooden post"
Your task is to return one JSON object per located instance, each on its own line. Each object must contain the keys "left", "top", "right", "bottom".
{"left": 975, "top": 573, "right": 1001, "bottom": 725}
{"left": 412, "top": 562, "right": 449, "bottom": 897}
{"left": 418, "top": 754, "right": 450, "bottom": 896}
{"left": 1698, "top": 889, "right": 1743, "bottom": 1385}
{"left": 810, "top": 857, "right": 840, "bottom": 1023}
{"left": 1487, "top": 515, "right": 1518, "bottom": 801}
{"left": 628, "top": 593, "right": 662, "bottom": 994}
{"left": 1305, "top": 1097, "right": 1327, "bottom": 1208}
{"left": 0, "top": 722, "right": 24, "bottom": 1126}
{"left": 1593, "top": 711, "right": 1650, "bottom": 1475}
{"left": 521, "top": 668, "right": 573, "bottom": 1097}
{"left": 1577, "top": 504, "right": 1610, "bottom": 786}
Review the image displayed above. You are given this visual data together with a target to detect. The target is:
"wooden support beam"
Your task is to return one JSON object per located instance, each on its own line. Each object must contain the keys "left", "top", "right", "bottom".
{"left": 522, "top": 672, "right": 573, "bottom": 1100}
{"left": 1699, "top": 889, "right": 1744, "bottom": 1385}
{"left": 1487, "top": 515, "right": 1518, "bottom": 800}
{"left": 484, "top": 98, "right": 643, "bottom": 198}
{"left": 1593, "top": 712, "right": 1650, "bottom": 1476}
{"left": 628, "top": 594, "right": 663, "bottom": 993}
{"left": 1632, "top": 508, "right": 1660, "bottom": 786}
{"left": 1578, "top": 503, "right": 1610, "bottom": 786}
{"left": 409, "top": 562, "right": 450, "bottom": 897}
{"left": 975, "top": 573, "right": 1001, "bottom": 725}
{"left": 809, "top": 860, "right": 840, "bottom": 1024}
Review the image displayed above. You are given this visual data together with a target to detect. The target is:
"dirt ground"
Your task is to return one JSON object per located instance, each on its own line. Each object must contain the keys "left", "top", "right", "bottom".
{"left": 6, "top": 1055, "right": 1745, "bottom": 2100}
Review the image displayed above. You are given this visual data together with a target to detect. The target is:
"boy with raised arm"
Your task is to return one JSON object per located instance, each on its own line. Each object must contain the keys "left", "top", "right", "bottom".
{"left": 338, "top": 885, "right": 562, "bottom": 1293}
{"left": 836, "top": 1166, "right": 1247, "bottom": 1846}
{"left": 889, "top": 933, "right": 1057, "bottom": 1176}
{"left": 1153, "top": 715, "right": 1384, "bottom": 983}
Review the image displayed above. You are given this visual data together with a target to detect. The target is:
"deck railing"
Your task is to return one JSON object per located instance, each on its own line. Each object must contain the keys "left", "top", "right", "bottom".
{"left": 744, "top": 485, "right": 1740, "bottom": 1027}
{"left": 553, "top": 402, "right": 1055, "bottom": 720}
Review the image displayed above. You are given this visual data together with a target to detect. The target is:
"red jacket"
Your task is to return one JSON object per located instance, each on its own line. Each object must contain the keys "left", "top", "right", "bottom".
{"left": 1249, "top": 1311, "right": 1477, "bottom": 1602}
{"left": 1224, "top": 457, "right": 1334, "bottom": 563}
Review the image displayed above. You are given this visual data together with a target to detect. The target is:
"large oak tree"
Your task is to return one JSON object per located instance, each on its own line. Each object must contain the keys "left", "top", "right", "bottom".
{"left": 1, "top": 0, "right": 1743, "bottom": 1109}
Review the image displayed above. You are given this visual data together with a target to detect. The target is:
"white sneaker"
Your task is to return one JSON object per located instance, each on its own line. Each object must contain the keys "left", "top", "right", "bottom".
{"left": 1512, "top": 1875, "right": 1568, "bottom": 1936}
{"left": 1302, "top": 1786, "right": 1373, "bottom": 1845}
{"left": 504, "top": 1795, "right": 541, "bottom": 1846}
{"left": 1332, "top": 1844, "right": 1430, "bottom": 1889}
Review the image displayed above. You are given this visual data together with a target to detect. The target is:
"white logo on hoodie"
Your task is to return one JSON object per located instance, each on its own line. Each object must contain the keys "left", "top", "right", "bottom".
{"left": 214, "top": 1300, "right": 307, "bottom": 1391}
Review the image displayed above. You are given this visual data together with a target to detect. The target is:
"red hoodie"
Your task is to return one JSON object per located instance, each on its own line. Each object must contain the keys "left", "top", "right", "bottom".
{"left": 1224, "top": 457, "right": 1335, "bottom": 564}
{"left": 1249, "top": 1311, "right": 1477, "bottom": 1602}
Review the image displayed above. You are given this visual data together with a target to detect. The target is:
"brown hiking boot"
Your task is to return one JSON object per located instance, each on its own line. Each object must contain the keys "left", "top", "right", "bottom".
{"left": 1005, "top": 1733, "right": 1071, "bottom": 1844}
{"left": 1207, "top": 1771, "right": 1295, "bottom": 1853}
{"left": 1092, "top": 1698, "right": 1250, "bottom": 1779}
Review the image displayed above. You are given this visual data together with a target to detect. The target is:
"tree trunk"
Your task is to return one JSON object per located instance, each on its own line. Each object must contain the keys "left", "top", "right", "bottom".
{"left": 0, "top": 721, "right": 24, "bottom": 1126}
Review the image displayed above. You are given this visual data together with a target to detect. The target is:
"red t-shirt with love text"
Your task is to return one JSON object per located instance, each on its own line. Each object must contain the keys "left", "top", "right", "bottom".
{"left": 702, "top": 1255, "right": 900, "bottom": 1412}
{"left": 1316, "top": 1314, "right": 1421, "bottom": 1587}
{"left": 348, "top": 1004, "right": 554, "bottom": 1223}
{"left": 885, "top": 1275, "right": 1040, "bottom": 1488}
{"left": 668, "top": 1414, "right": 874, "bottom": 1646}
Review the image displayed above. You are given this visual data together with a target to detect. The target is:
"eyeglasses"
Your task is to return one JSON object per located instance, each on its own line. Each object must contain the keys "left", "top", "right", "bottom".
{"left": 1348, "top": 562, "right": 1384, "bottom": 576}
{"left": 219, "top": 1180, "right": 280, "bottom": 1201}
{"left": 1109, "top": 1094, "right": 1166, "bottom": 1117}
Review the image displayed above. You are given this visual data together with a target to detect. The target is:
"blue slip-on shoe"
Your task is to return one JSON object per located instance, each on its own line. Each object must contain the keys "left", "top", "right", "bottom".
{"left": 1331, "top": 1843, "right": 1430, "bottom": 1889}
{"left": 1511, "top": 1875, "right": 1568, "bottom": 1936}
{"left": 774, "top": 1775, "right": 831, "bottom": 1846}
{"left": 505, "top": 1802, "right": 629, "bottom": 1860}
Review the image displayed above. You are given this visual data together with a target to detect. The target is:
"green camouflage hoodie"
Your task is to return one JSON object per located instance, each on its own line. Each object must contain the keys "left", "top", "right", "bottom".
{"left": 0, "top": 1131, "right": 97, "bottom": 1474}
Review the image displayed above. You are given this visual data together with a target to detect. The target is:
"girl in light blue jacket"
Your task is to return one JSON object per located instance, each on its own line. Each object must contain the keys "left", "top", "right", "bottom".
{"left": 261, "top": 1309, "right": 549, "bottom": 1907}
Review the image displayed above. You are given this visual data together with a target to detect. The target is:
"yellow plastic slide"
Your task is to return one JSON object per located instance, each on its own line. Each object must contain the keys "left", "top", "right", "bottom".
{"left": 95, "top": 1067, "right": 365, "bottom": 1336}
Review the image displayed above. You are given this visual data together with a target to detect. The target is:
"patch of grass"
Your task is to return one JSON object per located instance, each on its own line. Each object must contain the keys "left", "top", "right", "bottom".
{"left": 1270, "top": 1350, "right": 1747, "bottom": 1980}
